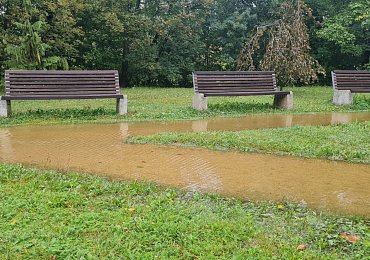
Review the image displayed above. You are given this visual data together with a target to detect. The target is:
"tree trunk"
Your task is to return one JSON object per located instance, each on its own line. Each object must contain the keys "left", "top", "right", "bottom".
{"left": 120, "top": 39, "right": 129, "bottom": 87}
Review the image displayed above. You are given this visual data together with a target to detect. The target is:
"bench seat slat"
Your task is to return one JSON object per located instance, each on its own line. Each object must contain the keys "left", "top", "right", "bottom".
{"left": 8, "top": 84, "right": 117, "bottom": 88}
{"left": 200, "top": 89, "right": 278, "bottom": 93}
{"left": 9, "top": 74, "right": 116, "bottom": 78}
{"left": 197, "top": 80, "right": 273, "bottom": 86}
{"left": 7, "top": 91, "right": 119, "bottom": 95}
{"left": 204, "top": 91, "right": 290, "bottom": 97}
{"left": 7, "top": 70, "right": 117, "bottom": 75}
{"left": 10, "top": 80, "right": 116, "bottom": 84}
{"left": 345, "top": 88, "right": 370, "bottom": 93}
{"left": 194, "top": 71, "right": 274, "bottom": 75}
{"left": 1, "top": 94, "right": 123, "bottom": 100}
{"left": 197, "top": 74, "right": 271, "bottom": 80}
{"left": 9, "top": 90, "right": 118, "bottom": 94}
{"left": 197, "top": 84, "right": 275, "bottom": 88}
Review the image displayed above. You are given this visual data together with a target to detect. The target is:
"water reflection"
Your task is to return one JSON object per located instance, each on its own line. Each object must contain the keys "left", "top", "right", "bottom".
{"left": 0, "top": 112, "right": 369, "bottom": 217}
{"left": 122, "top": 112, "right": 370, "bottom": 137}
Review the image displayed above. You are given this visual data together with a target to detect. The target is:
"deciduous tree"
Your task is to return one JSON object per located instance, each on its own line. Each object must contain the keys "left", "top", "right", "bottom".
{"left": 237, "top": 0, "right": 325, "bottom": 87}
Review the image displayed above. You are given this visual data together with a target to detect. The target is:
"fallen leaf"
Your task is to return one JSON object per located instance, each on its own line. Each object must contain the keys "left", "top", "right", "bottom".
{"left": 297, "top": 244, "right": 306, "bottom": 251}
{"left": 10, "top": 220, "right": 17, "bottom": 225}
{"left": 340, "top": 233, "right": 360, "bottom": 243}
{"left": 128, "top": 208, "right": 136, "bottom": 212}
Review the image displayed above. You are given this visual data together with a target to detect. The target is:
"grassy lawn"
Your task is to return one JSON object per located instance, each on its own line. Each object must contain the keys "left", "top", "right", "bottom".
{"left": 1, "top": 164, "right": 368, "bottom": 259}
{"left": 129, "top": 121, "right": 370, "bottom": 164}
{"left": 1, "top": 87, "right": 369, "bottom": 258}
{"left": 0, "top": 86, "right": 369, "bottom": 127}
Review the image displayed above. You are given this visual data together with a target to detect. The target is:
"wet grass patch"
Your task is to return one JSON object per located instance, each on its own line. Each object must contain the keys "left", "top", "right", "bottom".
{"left": 0, "top": 164, "right": 368, "bottom": 259}
{"left": 129, "top": 121, "right": 370, "bottom": 163}
{"left": 0, "top": 86, "right": 369, "bottom": 127}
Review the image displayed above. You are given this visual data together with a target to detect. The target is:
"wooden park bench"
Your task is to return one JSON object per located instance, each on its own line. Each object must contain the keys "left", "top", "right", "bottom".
{"left": 331, "top": 70, "right": 370, "bottom": 105}
{"left": 192, "top": 71, "right": 293, "bottom": 110}
{"left": 0, "top": 70, "right": 127, "bottom": 117}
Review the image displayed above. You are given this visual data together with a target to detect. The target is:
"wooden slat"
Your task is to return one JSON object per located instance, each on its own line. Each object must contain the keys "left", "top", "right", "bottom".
{"left": 8, "top": 75, "right": 117, "bottom": 79}
{"left": 9, "top": 91, "right": 117, "bottom": 96}
{"left": 197, "top": 83, "right": 275, "bottom": 87}
{"left": 10, "top": 83, "right": 117, "bottom": 87}
{"left": 7, "top": 70, "right": 117, "bottom": 75}
{"left": 199, "top": 88, "right": 276, "bottom": 92}
{"left": 193, "top": 71, "right": 279, "bottom": 96}
{"left": 9, "top": 78, "right": 116, "bottom": 82}
{"left": 197, "top": 79, "right": 274, "bottom": 83}
{"left": 332, "top": 70, "right": 370, "bottom": 93}
{"left": 204, "top": 91, "right": 290, "bottom": 97}
{"left": 2, "top": 70, "right": 123, "bottom": 102}
{"left": 333, "top": 70, "right": 370, "bottom": 74}
{"left": 194, "top": 71, "right": 274, "bottom": 75}
{"left": 9, "top": 86, "right": 116, "bottom": 90}
{"left": 196, "top": 74, "right": 272, "bottom": 80}
{"left": 10, "top": 89, "right": 117, "bottom": 93}
{"left": 1, "top": 94, "right": 123, "bottom": 100}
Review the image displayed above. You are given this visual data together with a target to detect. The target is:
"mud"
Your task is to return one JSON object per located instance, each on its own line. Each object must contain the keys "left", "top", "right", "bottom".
{"left": 1, "top": 112, "right": 370, "bottom": 217}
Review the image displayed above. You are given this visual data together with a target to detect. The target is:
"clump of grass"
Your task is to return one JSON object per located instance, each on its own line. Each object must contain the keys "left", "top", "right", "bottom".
{"left": 0, "top": 164, "right": 368, "bottom": 259}
{"left": 129, "top": 121, "right": 370, "bottom": 163}
{"left": 353, "top": 96, "right": 370, "bottom": 110}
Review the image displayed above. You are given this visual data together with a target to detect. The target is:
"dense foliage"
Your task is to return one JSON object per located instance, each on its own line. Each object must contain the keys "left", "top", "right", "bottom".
{"left": 0, "top": 0, "right": 369, "bottom": 87}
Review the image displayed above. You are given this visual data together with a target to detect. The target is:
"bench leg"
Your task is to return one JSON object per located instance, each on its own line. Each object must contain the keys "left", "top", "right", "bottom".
{"left": 116, "top": 95, "right": 128, "bottom": 115}
{"left": 192, "top": 93, "right": 208, "bottom": 110}
{"left": 273, "top": 91, "right": 293, "bottom": 110}
{"left": 333, "top": 90, "right": 353, "bottom": 105}
{"left": 0, "top": 100, "right": 11, "bottom": 117}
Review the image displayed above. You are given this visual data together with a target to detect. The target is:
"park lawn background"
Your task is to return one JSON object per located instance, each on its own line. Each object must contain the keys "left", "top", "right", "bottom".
{"left": 0, "top": 86, "right": 369, "bottom": 258}
{"left": 0, "top": 164, "right": 369, "bottom": 259}
{"left": 0, "top": 86, "right": 369, "bottom": 127}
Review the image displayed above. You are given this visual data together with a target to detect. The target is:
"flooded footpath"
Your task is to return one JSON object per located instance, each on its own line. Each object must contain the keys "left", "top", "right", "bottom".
{"left": 0, "top": 112, "right": 369, "bottom": 217}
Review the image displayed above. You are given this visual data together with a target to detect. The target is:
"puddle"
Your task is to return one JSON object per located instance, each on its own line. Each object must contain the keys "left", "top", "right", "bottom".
{"left": 0, "top": 112, "right": 369, "bottom": 217}
{"left": 114, "top": 112, "right": 370, "bottom": 135}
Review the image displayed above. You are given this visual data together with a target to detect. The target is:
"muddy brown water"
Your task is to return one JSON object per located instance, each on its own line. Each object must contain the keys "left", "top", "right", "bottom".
{"left": 0, "top": 112, "right": 369, "bottom": 217}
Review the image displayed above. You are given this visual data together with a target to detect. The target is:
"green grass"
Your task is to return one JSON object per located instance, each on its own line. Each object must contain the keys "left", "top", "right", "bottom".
{"left": 0, "top": 86, "right": 369, "bottom": 127}
{"left": 1, "top": 164, "right": 368, "bottom": 259}
{"left": 1, "top": 87, "right": 369, "bottom": 258}
{"left": 129, "top": 121, "right": 370, "bottom": 163}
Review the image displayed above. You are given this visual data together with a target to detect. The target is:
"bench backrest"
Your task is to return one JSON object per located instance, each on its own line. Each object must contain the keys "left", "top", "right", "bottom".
{"left": 5, "top": 70, "right": 121, "bottom": 99}
{"left": 332, "top": 70, "right": 370, "bottom": 93}
{"left": 193, "top": 71, "right": 278, "bottom": 96}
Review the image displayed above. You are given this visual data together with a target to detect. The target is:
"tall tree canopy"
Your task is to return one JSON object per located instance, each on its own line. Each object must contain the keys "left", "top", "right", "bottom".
{"left": 0, "top": 0, "right": 368, "bottom": 87}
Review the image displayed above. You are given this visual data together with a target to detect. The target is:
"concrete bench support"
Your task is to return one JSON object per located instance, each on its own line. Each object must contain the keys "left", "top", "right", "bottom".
{"left": 332, "top": 89, "right": 353, "bottom": 105}
{"left": 116, "top": 95, "right": 128, "bottom": 115}
{"left": 192, "top": 93, "right": 208, "bottom": 110}
{"left": 0, "top": 100, "right": 11, "bottom": 117}
{"left": 273, "top": 91, "right": 293, "bottom": 110}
